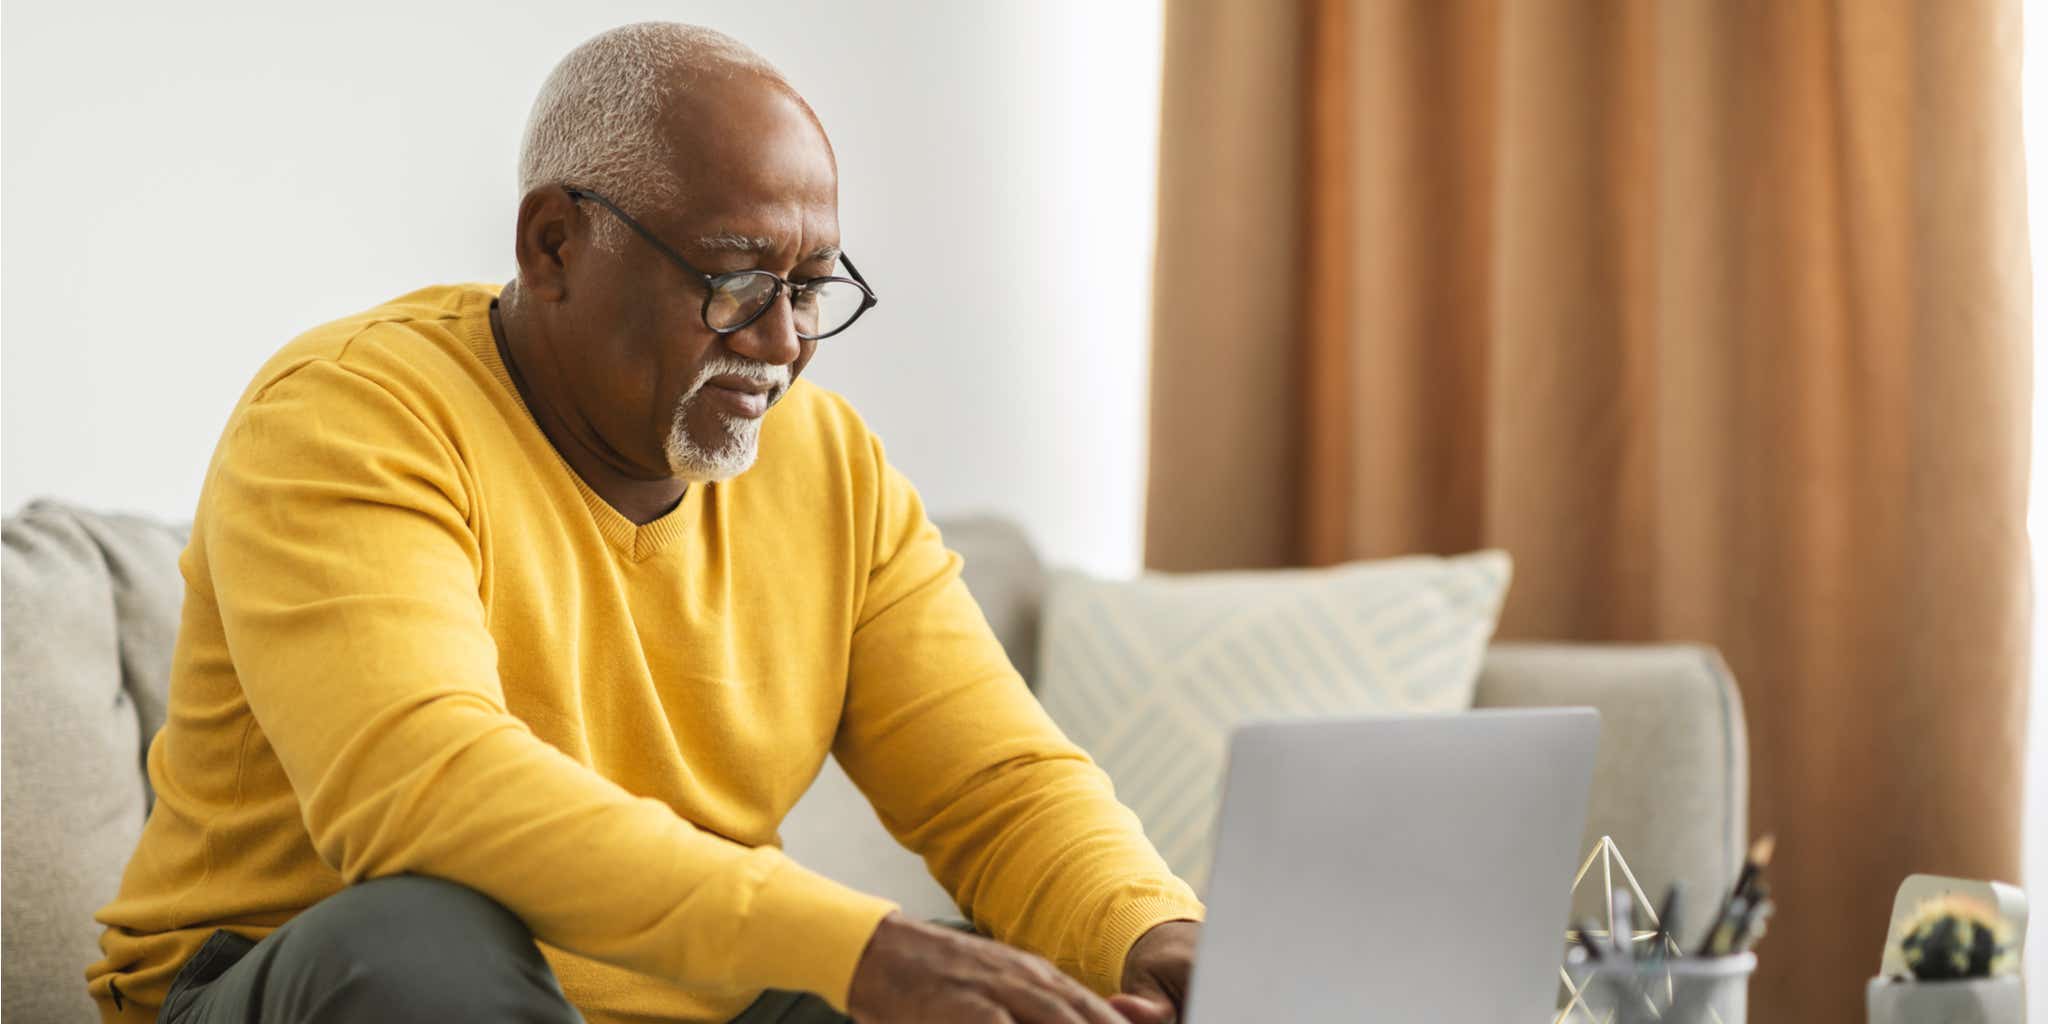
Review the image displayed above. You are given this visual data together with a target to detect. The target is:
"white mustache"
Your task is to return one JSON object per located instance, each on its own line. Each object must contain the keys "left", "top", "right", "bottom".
{"left": 686, "top": 355, "right": 791, "bottom": 403}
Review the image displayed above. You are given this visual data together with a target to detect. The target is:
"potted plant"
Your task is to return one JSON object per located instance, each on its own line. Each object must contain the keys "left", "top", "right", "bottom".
{"left": 1866, "top": 894, "right": 2022, "bottom": 1024}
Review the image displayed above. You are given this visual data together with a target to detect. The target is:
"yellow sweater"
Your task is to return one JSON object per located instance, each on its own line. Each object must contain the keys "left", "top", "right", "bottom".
{"left": 86, "top": 283, "right": 1202, "bottom": 1023}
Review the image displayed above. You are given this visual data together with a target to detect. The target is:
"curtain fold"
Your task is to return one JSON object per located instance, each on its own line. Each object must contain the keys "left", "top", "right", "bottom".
{"left": 1147, "top": 2, "right": 2030, "bottom": 1020}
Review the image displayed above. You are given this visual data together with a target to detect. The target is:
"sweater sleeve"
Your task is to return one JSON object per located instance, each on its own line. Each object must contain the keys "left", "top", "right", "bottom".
{"left": 202, "top": 359, "right": 895, "bottom": 1009}
{"left": 832, "top": 436, "right": 1205, "bottom": 996}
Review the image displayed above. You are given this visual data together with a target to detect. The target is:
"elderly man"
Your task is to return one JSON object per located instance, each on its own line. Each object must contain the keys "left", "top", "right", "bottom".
{"left": 84, "top": 22, "right": 1202, "bottom": 1024}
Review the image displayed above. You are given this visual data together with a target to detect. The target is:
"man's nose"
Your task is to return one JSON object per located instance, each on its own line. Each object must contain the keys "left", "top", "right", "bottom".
{"left": 725, "top": 294, "right": 802, "bottom": 367}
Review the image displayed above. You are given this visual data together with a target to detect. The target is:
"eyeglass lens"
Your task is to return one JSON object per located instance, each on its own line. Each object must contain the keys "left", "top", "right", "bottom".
{"left": 705, "top": 273, "right": 869, "bottom": 339}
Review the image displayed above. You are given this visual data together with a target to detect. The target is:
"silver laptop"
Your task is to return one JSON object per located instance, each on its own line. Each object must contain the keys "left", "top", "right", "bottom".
{"left": 1185, "top": 708, "right": 1600, "bottom": 1022}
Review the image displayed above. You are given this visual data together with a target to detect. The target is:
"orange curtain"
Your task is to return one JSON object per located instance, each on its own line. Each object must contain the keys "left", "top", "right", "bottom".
{"left": 1147, "top": 2, "right": 2031, "bottom": 1020}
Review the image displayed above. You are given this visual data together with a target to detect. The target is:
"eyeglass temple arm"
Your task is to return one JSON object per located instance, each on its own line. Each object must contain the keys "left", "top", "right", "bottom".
{"left": 564, "top": 187, "right": 720, "bottom": 285}
{"left": 838, "top": 253, "right": 878, "bottom": 306}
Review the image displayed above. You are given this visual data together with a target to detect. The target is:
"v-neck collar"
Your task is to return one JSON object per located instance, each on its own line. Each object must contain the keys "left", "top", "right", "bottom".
{"left": 460, "top": 287, "right": 702, "bottom": 562}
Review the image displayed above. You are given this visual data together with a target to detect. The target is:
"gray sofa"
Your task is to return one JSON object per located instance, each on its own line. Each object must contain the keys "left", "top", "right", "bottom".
{"left": 2, "top": 500, "right": 1748, "bottom": 1022}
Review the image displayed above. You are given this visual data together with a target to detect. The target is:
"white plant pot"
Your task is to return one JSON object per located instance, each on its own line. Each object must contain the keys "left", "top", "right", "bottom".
{"left": 1866, "top": 975, "right": 2023, "bottom": 1024}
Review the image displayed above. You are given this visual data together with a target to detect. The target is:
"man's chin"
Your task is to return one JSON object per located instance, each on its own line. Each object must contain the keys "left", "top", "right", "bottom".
{"left": 671, "top": 460, "right": 754, "bottom": 485}
{"left": 664, "top": 426, "right": 762, "bottom": 483}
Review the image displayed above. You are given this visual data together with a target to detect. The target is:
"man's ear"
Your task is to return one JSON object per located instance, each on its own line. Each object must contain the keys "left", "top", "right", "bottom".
{"left": 512, "top": 185, "right": 579, "bottom": 303}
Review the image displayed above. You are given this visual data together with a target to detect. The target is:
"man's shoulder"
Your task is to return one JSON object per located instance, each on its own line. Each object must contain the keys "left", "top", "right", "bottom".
{"left": 232, "top": 283, "right": 500, "bottom": 418}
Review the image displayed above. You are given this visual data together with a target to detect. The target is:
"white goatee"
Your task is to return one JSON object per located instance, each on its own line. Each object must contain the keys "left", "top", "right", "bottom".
{"left": 663, "top": 355, "right": 791, "bottom": 482}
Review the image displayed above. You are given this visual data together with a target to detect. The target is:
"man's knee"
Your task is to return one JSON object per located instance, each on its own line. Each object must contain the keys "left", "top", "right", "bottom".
{"left": 301, "top": 874, "right": 529, "bottom": 950}
{"left": 273, "top": 874, "right": 575, "bottom": 1021}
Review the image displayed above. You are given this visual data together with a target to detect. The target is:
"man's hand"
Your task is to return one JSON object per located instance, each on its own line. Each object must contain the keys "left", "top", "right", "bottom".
{"left": 1106, "top": 920, "right": 1200, "bottom": 1024}
{"left": 848, "top": 912, "right": 1136, "bottom": 1023}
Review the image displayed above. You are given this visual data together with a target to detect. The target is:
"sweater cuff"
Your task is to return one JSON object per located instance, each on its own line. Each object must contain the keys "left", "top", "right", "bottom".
{"left": 1083, "top": 895, "right": 1208, "bottom": 996}
{"left": 742, "top": 858, "right": 899, "bottom": 1011}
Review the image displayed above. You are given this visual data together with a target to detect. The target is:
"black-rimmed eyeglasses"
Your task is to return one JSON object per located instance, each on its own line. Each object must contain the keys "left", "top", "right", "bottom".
{"left": 564, "top": 186, "right": 878, "bottom": 342}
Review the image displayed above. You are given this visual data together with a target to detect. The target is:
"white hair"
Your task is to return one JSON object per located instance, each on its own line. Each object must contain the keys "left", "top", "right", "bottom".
{"left": 665, "top": 353, "right": 793, "bottom": 482}
{"left": 519, "top": 23, "right": 786, "bottom": 251}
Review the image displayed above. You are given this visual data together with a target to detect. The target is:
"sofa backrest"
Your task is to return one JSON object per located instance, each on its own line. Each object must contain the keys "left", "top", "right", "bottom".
{"left": 3, "top": 502, "right": 187, "bottom": 1023}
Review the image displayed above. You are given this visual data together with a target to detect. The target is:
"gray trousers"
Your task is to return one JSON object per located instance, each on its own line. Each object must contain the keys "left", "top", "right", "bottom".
{"left": 154, "top": 874, "right": 850, "bottom": 1024}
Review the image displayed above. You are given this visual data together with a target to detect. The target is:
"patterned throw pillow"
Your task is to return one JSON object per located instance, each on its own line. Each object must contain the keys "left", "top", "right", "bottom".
{"left": 1035, "top": 550, "right": 1512, "bottom": 891}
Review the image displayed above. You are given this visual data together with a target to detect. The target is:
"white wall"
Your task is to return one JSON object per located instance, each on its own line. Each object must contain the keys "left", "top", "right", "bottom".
{"left": 1, "top": 0, "right": 1164, "bottom": 577}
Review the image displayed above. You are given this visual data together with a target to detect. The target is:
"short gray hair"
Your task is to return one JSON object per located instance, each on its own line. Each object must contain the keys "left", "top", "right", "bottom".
{"left": 518, "top": 23, "right": 785, "bottom": 250}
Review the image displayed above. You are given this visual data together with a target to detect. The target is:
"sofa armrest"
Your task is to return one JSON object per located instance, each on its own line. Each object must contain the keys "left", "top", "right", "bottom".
{"left": 1474, "top": 643, "right": 1749, "bottom": 943}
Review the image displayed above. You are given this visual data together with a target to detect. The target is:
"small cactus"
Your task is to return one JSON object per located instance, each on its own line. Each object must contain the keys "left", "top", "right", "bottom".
{"left": 1896, "top": 895, "right": 2015, "bottom": 981}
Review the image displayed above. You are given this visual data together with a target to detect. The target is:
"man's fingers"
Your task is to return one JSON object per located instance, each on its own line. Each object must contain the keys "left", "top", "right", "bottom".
{"left": 963, "top": 1002, "right": 1018, "bottom": 1024}
{"left": 996, "top": 980, "right": 1092, "bottom": 1024}
{"left": 1108, "top": 992, "right": 1175, "bottom": 1024}
{"left": 1056, "top": 974, "right": 1138, "bottom": 1024}
{"left": 990, "top": 950, "right": 1125, "bottom": 1024}
{"left": 1005, "top": 949, "right": 1127, "bottom": 1024}
{"left": 1046, "top": 973, "right": 1132, "bottom": 1024}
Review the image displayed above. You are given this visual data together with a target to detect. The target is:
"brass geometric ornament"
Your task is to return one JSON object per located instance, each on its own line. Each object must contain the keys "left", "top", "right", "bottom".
{"left": 1555, "top": 836, "right": 1687, "bottom": 1024}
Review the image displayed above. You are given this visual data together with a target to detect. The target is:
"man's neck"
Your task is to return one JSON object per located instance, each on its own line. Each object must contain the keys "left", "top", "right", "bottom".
{"left": 490, "top": 288, "right": 688, "bottom": 526}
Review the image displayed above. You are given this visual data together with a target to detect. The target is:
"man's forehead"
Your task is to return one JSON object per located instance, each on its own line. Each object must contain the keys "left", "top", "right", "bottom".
{"left": 648, "top": 72, "right": 840, "bottom": 263}
{"left": 691, "top": 230, "right": 840, "bottom": 263}
{"left": 658, "top": 71, "right": 836, "bottom": 185}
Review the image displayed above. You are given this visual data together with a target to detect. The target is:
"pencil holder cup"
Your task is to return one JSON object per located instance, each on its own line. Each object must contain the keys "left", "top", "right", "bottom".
{"left": 1561, "top": 953, "right": 1755, "bottom": 1024}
